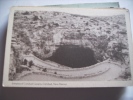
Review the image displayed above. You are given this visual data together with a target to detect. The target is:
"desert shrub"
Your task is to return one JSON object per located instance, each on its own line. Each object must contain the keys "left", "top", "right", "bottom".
{"left": 110, "top": 42, "right": 128, "bottom": 63}
{"left": 22, "top": 11, "right": 30, "bottom": 15}
{"left": 9, "top": 67, "right": 16, "bottom": 81}
{"left": 23, "top": 48, "right": 31, "bottom": 55}
{"left": 9, "top": 46, "right": 22, "bottom": 80}
{"left": 16, "top": 66, "right": 30, "bottom": 73}
{"left": 33, "top": 16, "right": 39, "bottom": 21}
{"left": 29, "top": 60, "right": 34, "bottom": 68}
{"left": 119, "top": 67, "right": 131, "bottom": 79}
{"left": 16, "top": 67, "right": 23, "bottom": 73}
{"left": 42, "top": 68, "right": 47, "bottom": 72}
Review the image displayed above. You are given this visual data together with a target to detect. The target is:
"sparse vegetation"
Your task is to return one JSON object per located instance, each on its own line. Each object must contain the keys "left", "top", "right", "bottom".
{"left": 10, "top": 11, "right": 130, "bottom": 80}
{"left": 12, "top": 11, "right": 129, "bottom": 64}
{"left": 42, "top": 68, "right": 47, "bottom": 72}
{"left": 119, "top": 67, "right": 131, "bottom": 79}
{"left": 9, "top": 46, "right": 21, "bottom": 80}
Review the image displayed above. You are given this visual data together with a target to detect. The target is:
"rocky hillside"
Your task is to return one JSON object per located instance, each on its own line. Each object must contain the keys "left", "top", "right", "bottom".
{"left": 12, "top": 11, "right": 129, "bottom": 64}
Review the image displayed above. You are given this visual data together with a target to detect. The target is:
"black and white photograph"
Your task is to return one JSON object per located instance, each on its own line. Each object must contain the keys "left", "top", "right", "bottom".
{"left": 3, "top": 7, "right": 133, "bottom": 87}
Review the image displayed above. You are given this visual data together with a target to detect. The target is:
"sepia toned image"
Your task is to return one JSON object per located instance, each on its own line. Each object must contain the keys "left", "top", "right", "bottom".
{"left": 8, "top": 10, "right": 131, "bottom": 81}
{"left": 3, "top": 7, "right": 133, "bottom": 87}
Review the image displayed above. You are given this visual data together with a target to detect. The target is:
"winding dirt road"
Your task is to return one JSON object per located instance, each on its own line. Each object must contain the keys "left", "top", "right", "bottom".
{"left": 19, "top": 61, "right": 122, "bottom": 81}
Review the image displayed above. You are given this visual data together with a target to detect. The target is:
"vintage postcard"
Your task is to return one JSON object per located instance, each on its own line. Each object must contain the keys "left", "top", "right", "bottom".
{"left": 3, "top": 7, "right": 133, "bottom": 87}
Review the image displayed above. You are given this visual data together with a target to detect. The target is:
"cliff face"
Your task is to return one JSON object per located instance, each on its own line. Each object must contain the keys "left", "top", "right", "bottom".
{"left": 12, "top": 11, "right": 129, "bottom": 67}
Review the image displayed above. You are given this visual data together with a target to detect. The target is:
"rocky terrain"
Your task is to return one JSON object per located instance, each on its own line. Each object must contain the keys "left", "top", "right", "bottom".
{"left": 9, "top": 10, "right": 131, "bottom": 80}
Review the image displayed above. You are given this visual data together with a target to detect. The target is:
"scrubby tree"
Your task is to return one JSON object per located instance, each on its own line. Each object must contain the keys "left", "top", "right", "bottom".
{"left": 19, "top": 31, "right": 32, "bottom": 47}
{"left": 110, "top": 41, "right": 128, "bottom": 64}
{"left": 9, "top": 46, "right": 22, "bottom": 80}
{"left": 43, "top": 68, "right": 47, "bottom": 72}
{"left": 33, "top": 15, "right": 39, "bottom": 21}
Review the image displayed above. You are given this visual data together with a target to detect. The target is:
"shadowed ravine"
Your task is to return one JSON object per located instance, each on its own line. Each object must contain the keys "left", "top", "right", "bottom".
{"left": 49, "top": 45, "right": 97, "bottom": 68}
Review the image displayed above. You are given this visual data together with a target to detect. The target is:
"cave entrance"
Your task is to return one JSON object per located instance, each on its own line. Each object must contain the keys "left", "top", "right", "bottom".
{"left": 49, "top": 45, "right": 97, "bottom": 68}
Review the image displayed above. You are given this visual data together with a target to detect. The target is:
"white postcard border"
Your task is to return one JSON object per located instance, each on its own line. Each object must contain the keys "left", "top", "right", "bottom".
{"left": 3, "top": 7, "right": 133, "bottom": 87}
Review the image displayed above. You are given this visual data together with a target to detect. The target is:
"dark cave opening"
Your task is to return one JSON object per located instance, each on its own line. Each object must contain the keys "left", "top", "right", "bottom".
{"left": 49, "top": 45, "right": 97, "bottom": 68}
